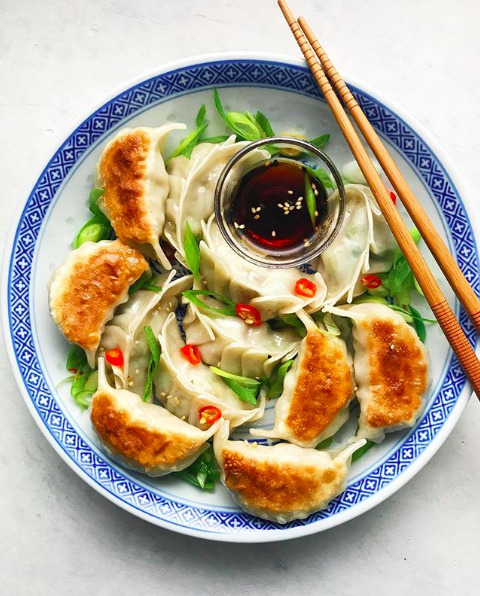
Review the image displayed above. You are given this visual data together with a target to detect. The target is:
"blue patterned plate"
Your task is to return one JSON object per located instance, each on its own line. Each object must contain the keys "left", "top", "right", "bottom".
{"left": 3, "top": 54, "right": 478, "bottom": 542}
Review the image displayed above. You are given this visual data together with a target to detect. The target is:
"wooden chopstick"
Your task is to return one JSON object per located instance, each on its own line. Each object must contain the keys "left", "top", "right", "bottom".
{"left": 297, "top": 16, "right": 480, "bottom": 335}
{"left": 278, "top": 0, "right": 480, "bottom": 398}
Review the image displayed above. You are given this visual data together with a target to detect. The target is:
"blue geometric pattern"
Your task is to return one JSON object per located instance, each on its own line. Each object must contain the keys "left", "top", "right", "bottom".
{"left": 6, "top": 59, "right": 479, "bottom": 536}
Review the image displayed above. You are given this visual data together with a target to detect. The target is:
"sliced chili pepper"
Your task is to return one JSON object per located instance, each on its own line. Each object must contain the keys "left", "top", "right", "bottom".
{"left": 198, "top": 405, "right": 222, "bottom": 425}
{"left": 361, "top": 274, "right": 382, "bottom": 289}
{"left": 389, "top": 191, "right": 397, "bottom": 205}
{"left": 235, "top": 304, "right": 262, "bottom": 327}
{"left": 180, "top": 344, "right": 202, "bottom": 365}
{"left": 105, "top": 348, "right": 124, "bottom": 368}
{"left": 68, "top": 368, "right": 78, "bottom": 374}
{"left": 294, "top": 278, "right": 317, "bottom": 298}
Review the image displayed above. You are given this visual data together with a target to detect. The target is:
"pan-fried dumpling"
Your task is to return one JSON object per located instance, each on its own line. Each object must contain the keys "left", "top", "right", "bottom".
{"left": 164, "top": 136, "right": 270, "bottom": 257}
{"left": 96, "top": 123, "right": 186, "bottom": 269}
{"left": 328, "top": 303, "right": 430, "bottom": 441}
{"left": 100, "top": 271, "right": 193, "bottom": 398}
{"left": 214, "top": 420, "right": 365, "bottom": 523}
{"left": 317, "top": 184, "right": 397, "bottom": 305}
{"left": 183, "top": 302, "right": 300, "bottom": 378}
{"left": 49, "top": 239, "right": 148, "bottom": 367}
{"left": 251, "top": 312, "right": 354, "bottom": 448}
{"left": 154, "top": 312, "right": 265, "bottom": 428}
{"left": 90, "top": 359, "right": 218, "bottom": 476}
{"left": 199, "top": 215, "right": 326, "bottom": 320}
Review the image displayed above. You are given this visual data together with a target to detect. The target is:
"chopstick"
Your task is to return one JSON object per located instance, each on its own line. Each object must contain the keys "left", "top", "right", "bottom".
{"left": 297, "top": 16, "right": 480, "bottom": 335}
{"left": 277, "top": 0, "right": 480, "bottom": 398}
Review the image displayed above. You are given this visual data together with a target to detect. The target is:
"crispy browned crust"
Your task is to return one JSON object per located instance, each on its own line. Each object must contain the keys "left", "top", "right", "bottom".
{"left": 99, "top": 130, "right": 155, "bottom": 246}
{"left": 53, "top": 240, "right": 147, "bottom": 352}
{"left": 363, "top": 318, "right": 428, "bottom": 428}
{"left": 222, "top": 448, "right": 344, "bottom": 515}
{"left": 91, "top": 392, "right": 201, "bottom": 471}
{"left": 285, "top": 330, "right": 353, "bottom": 442}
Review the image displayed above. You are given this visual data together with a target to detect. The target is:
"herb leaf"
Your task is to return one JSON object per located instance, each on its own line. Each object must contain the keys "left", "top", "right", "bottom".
{"left": 221, "top": 378, "right": 259, "bottom": 405}
{"left": 184, "top": 222, "right": 201, "bottom": 280}
{"left": 66, "top": 344, "right": 87, "bottom": 371}
{"left": 255, "top": 111, "right": 275, "bottom": 137}
{"left": 172, "top": 444, "right": 219, "bottom": 491}
{"left": 142, "top": 326, "right": 161, "bottom": 402}
{"left": 267, "top": 359, "right": 294, "bottom": 399}
{"left": 309, "top": 134, "right": 330, "bottom": 149}
{"left": 408, "top": 305, "right": 426, "bottom": 343}
{"left": 200, "top": 135, "right": 229, "bottom": 144}
{"left": 169, "top": 105, "right": 208, "bottom": 160}
{"left": 352, "top": 440, "right": 376, "bottom": 463}
{"left": 322, "top": 312, "right": 341, "bottom": 336}
{"left": 182, "top": 289, "right": 236, "bottom": 316}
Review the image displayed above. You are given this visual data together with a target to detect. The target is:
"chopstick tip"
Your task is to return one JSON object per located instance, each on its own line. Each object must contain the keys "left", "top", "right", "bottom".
{"left": 277, "top": 0, "right": 295, "bottom": 24}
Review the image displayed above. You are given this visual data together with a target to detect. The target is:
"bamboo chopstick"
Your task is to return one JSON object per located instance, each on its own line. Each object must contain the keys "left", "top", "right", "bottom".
{"left": 297, "top": 16, "right": 480, "bottom": 334}
{"left": 277, "top": 0, "right": 480, "bottom": 398}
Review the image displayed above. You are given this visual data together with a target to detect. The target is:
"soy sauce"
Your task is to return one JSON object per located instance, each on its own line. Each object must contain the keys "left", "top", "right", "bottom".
{"left": 229, "top": 159, "right": 327, "bottom": 258}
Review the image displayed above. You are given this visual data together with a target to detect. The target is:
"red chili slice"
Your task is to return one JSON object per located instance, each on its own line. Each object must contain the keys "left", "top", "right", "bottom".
{"left": 198, "top": 405, "right": 222, "bottom": 425}
{"left": 389, "top": 191, "right": 397, "bottom": 205}
{"left": 235, "top": 304, "right": 262, "bottom": 327}
{"left": 105, "top": 348, "right": 124, "bottom": 368}
{"left": 294, "top": 278, "right": 317, "bottom": 298}
{"left": 180, "top": 344, "right": 202, "bottom": 365}
{"left": 361, "top": 274, "right": 382, "bottom": 289}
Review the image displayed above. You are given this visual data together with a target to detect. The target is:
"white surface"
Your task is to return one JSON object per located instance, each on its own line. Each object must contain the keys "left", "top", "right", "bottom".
{"left": 1, "top": 0, "right": 479, "bottom": 593}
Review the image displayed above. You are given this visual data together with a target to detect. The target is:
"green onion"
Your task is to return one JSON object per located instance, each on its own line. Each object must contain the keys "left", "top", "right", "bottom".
{"left": 88, "top": 187, "right": 105, "bottom": 215}
{"left": 200, "top": 135, "right": 230, "bottom": 144}
{"left": 352, "top": 440, "right": 376, "bottom": 463}
{"left": 213, "top": 88, "right": 264, "bottom": 141}
{"left": 72, "top": 213, "right": 112, "bottom": 249}
{"left": 352, "top": 295, "right": 389, "bottom": 306}
{"left": 142, "top": 326, "right": 161, "bottom": 402}
{"left": 168, "top": 104, "right": 208, "bottom": 160}
{"left": 267, "top": 359, "right": 294, "bottom": 399}
{"left": 304, "top": 172, "right": 316, "bottom": 227}
{"left": 409, "top": 305, "right": 426, "bottom": 343}
{"left": 129, "top": 272, "right": 162, "bottom": 294}
{"left": 210, "top": 367, "right": 260, "bottom": 386}
{"left": 316, "top": 436, "right": 333, "bottom": 450}
{"left": 210, "top": 367, "right": 261, "bottom": 405}
{"left": 66, "top": 344, "right": 87, "bottom": 372}
{"left": 184, "top": 222, "right": 201, "bottom": 280}
{"left": 172, "top": 444, "right": 219, "bottom": 491}
{"left": 182, "top": 289, "right": 236, "bottom": 316}
{"left": 255, "top": 111, "right": 275, "bottom": 137}
{"left": 309, "top": 134, "right": 330, "bottom": 149}
{"left": 304, "top": 165, "right": 335, "bottom": 189}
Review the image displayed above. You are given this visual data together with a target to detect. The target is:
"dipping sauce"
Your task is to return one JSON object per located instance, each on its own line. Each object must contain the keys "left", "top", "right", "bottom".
{"left": 229, "top": 159, "right": 327, "bottom": 258}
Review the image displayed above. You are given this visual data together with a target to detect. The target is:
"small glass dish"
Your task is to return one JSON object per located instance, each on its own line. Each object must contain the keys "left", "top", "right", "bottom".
{"left": 214, "top": 137, "right": 345, "bottom": 268}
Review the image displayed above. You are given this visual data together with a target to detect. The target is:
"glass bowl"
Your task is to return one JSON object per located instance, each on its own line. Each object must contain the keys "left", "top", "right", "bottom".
{"left": 214, "top": 137, "right": 345, "bottom": 268}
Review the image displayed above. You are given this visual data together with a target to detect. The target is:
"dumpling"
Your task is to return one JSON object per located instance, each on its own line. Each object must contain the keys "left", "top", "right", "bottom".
{"left": 199, "top": 215, "right": 326, "bottom": 320}
{"left": 183, "top": 302, "right": 300, "bottom": 378}
{"left": 317, "top": 184, "right": 397, "bottom": 305}
{"left": 100, "top": 271, "right": 193, "bottom": 398}
{"left": 90, "top": 358, "right": 218, "bottom": 476}
{"left": 327, "top": 303, "right": 430, "bottom": 441}
{"left": 48, "top": 239, "right": 148, "bottom": 367}
{"left": 251, "top": 311, "right": 354, "bottom": 448}
{"left": 164, "top": 136, "right": 270, "bottom": 258}
{"left": 154, "top": 312, "right": 265, "bottom": 428}
{"left": 214, "top": 420, "right": 365, "bottom": 523}
{"left": 96, "top": 123, "right": 186, "bottom": 269}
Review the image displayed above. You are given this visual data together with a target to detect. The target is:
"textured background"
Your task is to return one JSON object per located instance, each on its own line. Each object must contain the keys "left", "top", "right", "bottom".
{"left": 1, "top": 0, "right": 479, "bottom": 594}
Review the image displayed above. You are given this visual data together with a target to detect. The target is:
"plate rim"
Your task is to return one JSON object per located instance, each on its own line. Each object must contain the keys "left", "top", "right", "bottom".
{"left": 2, "top": 50, "right": 477, "bottom": 543}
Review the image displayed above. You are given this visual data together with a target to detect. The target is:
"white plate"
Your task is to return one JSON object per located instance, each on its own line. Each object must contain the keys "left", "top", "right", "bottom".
{"left": 2, "top": 52, "right": 478, "bottom": 542}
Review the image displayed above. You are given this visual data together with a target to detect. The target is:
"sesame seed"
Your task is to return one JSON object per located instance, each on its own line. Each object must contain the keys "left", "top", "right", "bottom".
{"left": 296, "top": 205, "right": 302, "bottom": 209}
{"left": 284, "top": 202, "right": 289, "bottom": 207}
{"left": 135, "top": 368, "right": 140, "bottom": 375}
{"left": 272, "top": 230, "right": 276, "bottom": 237}
{"left": 312, "top": 183, "right": 317, "bottom": 190}
{"left": 289, "top": 205, "right": 294, "bottom": 211}
{"left": 304, "top": 240, "right": 311, "bottom": 247}
{"left": 277, "top": 203, "right": 284, "bottom": 208}
{"left": 390, "top": 344, "right": 395, "bottom": 350}
{"left": 298, "top": 196, "right": 303, "bottom": 201}
{"left": 284, "top": 211, "right": 289, "bottom": 215}
{"left": 313, "top": 189, "right": 319, "bottom": 196}
{"left": 181, "top": 415, "right": 186, "bottom": 421}
{"left": 234, "top": 222, "right": 239, "bottom": 229}
{"left": 239, "top": 224, "right": 245, "bottom": 229}
{"left": 161, "top": 392, "right": 166, "bottom": 397}
{"left": 265, "top": 160, "right": 271, "bottom": 167}
{"left": 254, "top": 214, "right": 260, "bottom": 220}
{"left": 175, "top": 397, "right": 181, "bottom": 406}
{"left": 128, "top": 381, "right": 133, "bottom": 387}
{"left": 287, "top": 190, "right": 294, "bottom": 195}
{"left": 315, "top": 210, "right": 319, "bottom": 217}
{"left": 251, "top": 207, "right": 256, "bottom": 213}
